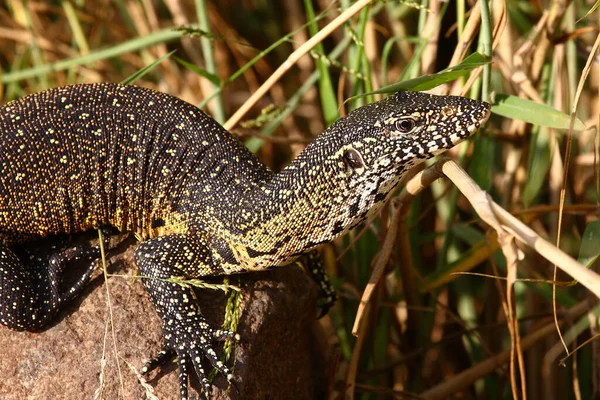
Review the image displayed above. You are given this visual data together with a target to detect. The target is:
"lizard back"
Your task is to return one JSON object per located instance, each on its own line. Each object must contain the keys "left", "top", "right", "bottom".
{"left": 0, "top": 83, "right": 271, "bottom": 245}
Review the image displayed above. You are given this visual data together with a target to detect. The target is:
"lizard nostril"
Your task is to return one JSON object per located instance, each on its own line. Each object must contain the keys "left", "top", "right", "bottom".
{"left": 442, "top": 107, "right": 454, "bottom": 117}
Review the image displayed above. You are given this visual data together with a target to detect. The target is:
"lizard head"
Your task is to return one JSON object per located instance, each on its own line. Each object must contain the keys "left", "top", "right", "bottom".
{"left": 289, "top": 91, "right": 491, "bottom": 241}
{"left": 334, "top": 90, "right": 491, "bottom": 174}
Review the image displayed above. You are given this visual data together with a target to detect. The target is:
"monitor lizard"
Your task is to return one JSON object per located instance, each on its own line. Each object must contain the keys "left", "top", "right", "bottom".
{"left": 0, "top": 83, "right": 490, "bottom": 399}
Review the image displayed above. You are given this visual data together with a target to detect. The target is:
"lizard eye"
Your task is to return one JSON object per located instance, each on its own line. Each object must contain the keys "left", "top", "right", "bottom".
{"left": 395, "top": 118, "right": 415, "bottom": 133}
{"left": 343, "top": 148, "right": 364, "bottom": 170}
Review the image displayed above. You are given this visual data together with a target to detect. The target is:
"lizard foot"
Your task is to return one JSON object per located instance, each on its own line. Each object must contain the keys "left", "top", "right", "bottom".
{"left": 141, "top": 313, "right": 239, "bottom": 399}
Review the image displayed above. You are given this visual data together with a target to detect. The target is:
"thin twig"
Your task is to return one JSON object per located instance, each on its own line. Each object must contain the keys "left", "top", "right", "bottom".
{"left": 440, "top": 159, "right": 600, "bottom": 300}
{"left": 346, "top": 302, "right": 370, "bottom": 400}
{"left": 553, "top": 28, "right": 600, "bottom": 356}
{"left": 97, "top": 229, "right": 125, "bottom": 399}
{"left": 352, "top": 200, "right": 402, "bottom": 336}
{"left": 224, "top": 0, "right": 374, "bottom": 130}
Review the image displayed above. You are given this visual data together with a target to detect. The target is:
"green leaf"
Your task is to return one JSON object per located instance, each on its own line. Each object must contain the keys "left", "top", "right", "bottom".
{"left": 578, "top": 220, "right": 600, "bottom": 268}
{"left": 121, "top": 50, "right": 176, "bottom": 85}
{"left": 366, "top": 52, "right": 489, "bottom": 95}
{"left": 174, "top": 56, "right": 221, "bottom": 86}
{"left": 522, "top": 127, "right": 552, "bottom": 207}
{"left": 491, "top": 94, "right": 586, "bottom": 131}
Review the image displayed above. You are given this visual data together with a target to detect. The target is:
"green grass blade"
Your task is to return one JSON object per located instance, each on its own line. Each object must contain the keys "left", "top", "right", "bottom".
{"left": 304, "top": 0, "right": 338, "bottom": 125}
{"left": 523, "top": 63, "right": 553, "bottom": 207}
{"left": 121, "top": 50, "right": 177, "bottom": 85}
{"left": 1, "top": 27, "right": 189, "bottom": 84}
{"left": 578, "top": 220, "right": 600, "bottom": 268}
{"left": 577, "top": 0, "right": 600, "bottom": 23}
{"left": 174, "top": 56, "right": 222, "bottom": 86}
{"left": 491, "top": 94, "right": 586, "bottom": 130}
{"left": 195, "top": 0, "right": 225, "bottom": 123}
{"left": 522, "top": 128, "right": 552, "bottom": 206}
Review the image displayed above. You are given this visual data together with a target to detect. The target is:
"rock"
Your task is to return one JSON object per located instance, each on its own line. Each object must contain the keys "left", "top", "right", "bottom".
{"left": 0, "top": 237, "right": 327, "bottom": 399}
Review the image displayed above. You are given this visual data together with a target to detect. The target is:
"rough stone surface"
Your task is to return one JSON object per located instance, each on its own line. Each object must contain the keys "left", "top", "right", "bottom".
{"left": 0, "top": 236, "right": 327, "bottom": 399}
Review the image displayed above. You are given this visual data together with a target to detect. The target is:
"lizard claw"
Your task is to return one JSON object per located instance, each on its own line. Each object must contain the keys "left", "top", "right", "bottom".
{"left": 141, "top": 348, "right": 176, "bottom": 376}
{"left": 142, "top": 313, "right": 238, "bottom": 400}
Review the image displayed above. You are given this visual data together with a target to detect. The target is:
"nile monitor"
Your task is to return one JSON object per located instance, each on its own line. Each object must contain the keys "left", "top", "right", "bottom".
{"left": 0, "top": 83, "right": 490, "bottom": 399}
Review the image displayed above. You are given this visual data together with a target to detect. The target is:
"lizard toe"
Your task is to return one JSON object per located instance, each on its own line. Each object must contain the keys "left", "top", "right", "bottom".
{"left": 141, "top": 347, "right": 175, "bottom": 376}
{"left": 186, "top": 345, "right": 213, "bottom": 397}
{"left": 176, "top": 355, "right": 190, "bottom": 400}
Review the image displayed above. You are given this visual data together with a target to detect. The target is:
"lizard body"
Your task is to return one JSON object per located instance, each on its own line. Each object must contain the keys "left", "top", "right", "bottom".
{"left": 0, "top": 83, "right": 490, "bottom": 398}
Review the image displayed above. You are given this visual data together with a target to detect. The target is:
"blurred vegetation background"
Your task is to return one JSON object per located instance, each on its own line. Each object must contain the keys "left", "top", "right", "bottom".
{"left": 1, "top": 0, "right": 599, "bottom": 399}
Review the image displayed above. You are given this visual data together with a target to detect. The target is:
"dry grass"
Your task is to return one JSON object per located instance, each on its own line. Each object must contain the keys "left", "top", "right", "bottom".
{"left": 1, "top": 1, "right": 599, "bottom": 399}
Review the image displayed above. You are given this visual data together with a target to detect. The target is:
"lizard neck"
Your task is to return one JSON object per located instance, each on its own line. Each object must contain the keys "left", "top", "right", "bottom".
{"left": 230, "top": 132, "right": 393, "bottom": 269}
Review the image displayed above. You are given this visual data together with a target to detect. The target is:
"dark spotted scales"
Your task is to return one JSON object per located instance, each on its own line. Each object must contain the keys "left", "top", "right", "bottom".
{"left": 0, "top": 83, "right": 490, "bottom": 399}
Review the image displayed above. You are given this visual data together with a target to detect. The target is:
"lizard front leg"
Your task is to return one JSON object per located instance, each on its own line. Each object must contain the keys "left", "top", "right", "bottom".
{"left": 134, "top": 233, "right": 238, "bottom": 400}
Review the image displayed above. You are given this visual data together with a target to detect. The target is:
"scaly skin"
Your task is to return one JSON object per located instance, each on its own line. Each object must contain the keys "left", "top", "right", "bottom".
{"left": 0, "top": 83, "right": 490, "bottom": 398}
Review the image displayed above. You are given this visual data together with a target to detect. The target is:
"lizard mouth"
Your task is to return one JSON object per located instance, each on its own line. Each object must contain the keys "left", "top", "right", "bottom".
{"left": 467, "top": 102, "right": 491, "bottom": 134}
{"left": 442, "top": 101, "right": 491, "bottom": 149}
